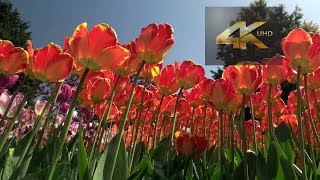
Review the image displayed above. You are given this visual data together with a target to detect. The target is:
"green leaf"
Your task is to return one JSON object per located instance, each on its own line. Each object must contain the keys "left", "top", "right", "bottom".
{"left": 77, "top": 127, "right": 88, "bottom": 180}
{"left": 255, "top": 152, "right": 268, "bottom": 180}
{"left": 52, "top": 162, "right": 71, "bottom": 180}
{"left": 267, "top": 143, "right": 278, "bottom": 178}
{"left": 317, "top": 162, "right": 320, "bottom": 179}
{"left": 92, "top": 143, "right": 107, "bottom": 180}
{"left": 280, "top": 157, "right": 297, "bottom": 180}
{"left": 154, "top": 138, "right": 170, "bottom": 163}
{"left": 1, "top": 132, "right": 33, "bottom": 179}
{"left": 131, "top": 142, "right": 145, "bottom": 171}
{"left": 275, "top": 122, "right": 294, "bottom": 163}
{"left": 93, "top": 134, "right": 127, "bottom": 180}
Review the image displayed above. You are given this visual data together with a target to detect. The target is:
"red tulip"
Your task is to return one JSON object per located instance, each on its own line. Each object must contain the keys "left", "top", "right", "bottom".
{"left": 87, "top": 76, "right": 111, "bottom": 104}
{"left": 27, "top": 41, "right": 73, "bottom": 82}
{"left": 307, "top": 68, "right": 320, "bottom": 90}
{"left": 114, "top": 39, "right": 142, "bottom": 76}
{"left": 114, "top": 75, "right": 130, "bottom": 93}
{"left": 153, "top": 63, "right": 179, "bottom": 96}
{"left": 210, "top": 78, "right": 236, "bottom": 111}
{"left": 184, "top": 87, "right": 204, "bottom": 108}
{"left": 223, "top": 61, "right": 262, "bottom": 95}
{"left": 136, "top": 23, "right": 174, "bottom": 64}
{"left": 262, "top": 54, "right": 288, "bottom": 86}
{"left": 282, "top": 29, "right": 320, "bottom": 74}
{"left": 65, "top": 22, "right": 130, "bottom": 72}
{"left": 175, "top": 130, "right": 208, "bottom": 157}
{"left": 140, "top": 63, "right": 162, "bottom": 82}
{"left": 176, "top": 60, "right": 205, "bottom": 89}
{"left": 0, "top": 39, "right": 28, "bottom": 75}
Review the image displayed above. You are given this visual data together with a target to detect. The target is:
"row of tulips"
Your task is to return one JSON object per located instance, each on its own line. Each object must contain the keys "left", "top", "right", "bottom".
{"left": 0, "top": 21, "right": 320, "bottom": 179}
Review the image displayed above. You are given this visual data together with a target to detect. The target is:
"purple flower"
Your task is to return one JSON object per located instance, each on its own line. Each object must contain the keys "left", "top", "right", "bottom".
{"left": 0, "top": 92, "right": 25, "bottom": 118}
{"left": 54, "top": 114, "right": 66, "bottom": 128}
{"left": 55, "top": 114, "right": 66, "bottom": 128}
{"left": 59, "top": 102, "right": 70, "bottom": 114}
{"left": 57, "top": 84, "right": 72, "bottom": 103}
{"left": 34, "top": 99, "right": 50, "bottom": 116}
{"left": 0, "top": 74, "right": 19, "bottom": 89}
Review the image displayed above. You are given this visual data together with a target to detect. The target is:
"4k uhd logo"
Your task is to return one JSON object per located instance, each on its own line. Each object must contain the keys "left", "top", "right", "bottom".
{"left": 216, "top": 21, "right": 272, "bottom": 49}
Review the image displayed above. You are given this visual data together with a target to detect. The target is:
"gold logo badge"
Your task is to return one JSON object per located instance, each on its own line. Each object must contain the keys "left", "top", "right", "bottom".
{"left": 216, "top": 21, "right": 270, "bottom": 49}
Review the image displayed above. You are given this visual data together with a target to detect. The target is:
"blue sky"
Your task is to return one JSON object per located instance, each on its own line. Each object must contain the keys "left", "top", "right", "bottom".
{"left": 12, "top": 0, "right": 320, "bottom": 77}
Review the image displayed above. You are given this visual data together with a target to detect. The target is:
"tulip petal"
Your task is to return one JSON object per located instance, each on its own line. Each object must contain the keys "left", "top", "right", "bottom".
{"left": 44, "top": 53, "right": 74, "bottom": 82}
{"left": 96, "top": 45, "right": 130, "bottom": 70}
{"left": 88, "top": 23, "right": 117, "bottom": 58}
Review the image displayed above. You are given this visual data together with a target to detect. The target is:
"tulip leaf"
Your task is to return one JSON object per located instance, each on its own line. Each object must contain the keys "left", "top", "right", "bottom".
{"left": 267, "top": 142, "right": 278, "bottom": 178}
{"left": 77, "top": 126, "right": 88, "bottom": 180}
{"left": 280, "top": 157, "right": 297, "bottom": 180}
{"left": 1, "top": 132, "right": 32, "bottom": 179}
{"left": 93, "top": 134, "right": 127, "bottom": 180}
{"left": 316, "top": 162, "right": 320, "bottom": 179}
{"left": 154, "top": 137, "right": 170, "bottom": 163}
{"left": 255, "top": 152, "right": 268, "bottom": 180}
{"left": 131, "top": 142, "right": 145, "bottom": 171}
{"left": 275, "top": 121, "right": 294, "bottom": 163}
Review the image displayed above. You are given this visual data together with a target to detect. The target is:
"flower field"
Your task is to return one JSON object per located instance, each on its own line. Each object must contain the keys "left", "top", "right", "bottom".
{"left": 0, "top": 22, "right": 320, "bottom": 179}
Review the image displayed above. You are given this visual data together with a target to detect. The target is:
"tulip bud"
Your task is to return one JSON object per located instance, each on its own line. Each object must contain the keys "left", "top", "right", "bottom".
{"left": 0, "top": 74, "right": 19, "bottom": 89}
{"left": 34, "top": 99, "right": 50, "bottom": 116}
{"left": 59, "top": 102, "right": 70, "bottom": 114}
{"left": 0, "top": 92, "right": 24, "bottom": 118}
{"left": 57, "top": 84, "right": 72, "bottom": 103}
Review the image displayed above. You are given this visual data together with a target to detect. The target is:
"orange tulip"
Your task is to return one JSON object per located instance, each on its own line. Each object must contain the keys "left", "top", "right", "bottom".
{"left": 262, "top": 54, "right": 288, "bottom": 86}
{"left": 197, "top": 78, "right": 215, "bottom": 102}
{"left": 95, "top": 102, "right": 120, "bottom": 120}
{"left": 27, "top": 41, "right": 73, "bottom": 82}
{"left": 65, "top": 22, "right": 130, "bottom": 72}
{"left": 153, "top": 63, "right": 179, "bottom": 96}
{"left": 176, "top": 60, "right": 205, "bottom": 89}
{"left": 184, "top": 86, "right": 203, "bottom": 108}
{"left": 223, "top": 61, "right": 262, "bottom": 95}
{"left": 136, "top": 23, "right": 174, "bottom": 64}
{"left": 244, "top": 120, "right": 259, "bottom": 137}
{"left": 210, "top": 78, "right": 236, "bottom": 111}
{"left": 87, "top": 76, "right": 111, "bottom": 104}
{"left": 113, "top": 39, "right": 142, "bottom": 76}
{"left": 307, "top": 68, "right": 320, "bottom": 90}
{"left": 175, "top": 130, "right": 208, "bottom": 157}
{"left": 282, "top": 29, "right": 320, "bottom": 74}
{"left": 140, "top": 63, "right": 162, "bottom": 82}
{"left": 0, "top": 39, "right": 28, "bottom": 75}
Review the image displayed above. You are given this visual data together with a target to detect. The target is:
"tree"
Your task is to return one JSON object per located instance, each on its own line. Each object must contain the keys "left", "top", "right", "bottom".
{"left": 212, "top": 0, "right": 319, "bottom": 102}
{"left": 0, "top": 0, "right": 37, "bottom": 100}
{"left": 0, "top": 0, "right": 31, "bottom": 48}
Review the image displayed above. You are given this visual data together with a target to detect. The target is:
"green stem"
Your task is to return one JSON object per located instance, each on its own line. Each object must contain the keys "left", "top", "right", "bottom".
{"left": 267, "top": 84, "right": 273, "bottom": 139}
{"left": 191, "top": 107, "right": 195, "bottom": 133}
{"left": 240, "top": 94, "right": 248, "bottom": 180}
{"left": 0, "top": 75, "right": 29, "bottom": 125}
{"left": 129, "top": 83, "right": 146, "bottom": 173}
{"left": 0, "top": 81, "right": 38, "bottom": 153}
{"left": 218, "top": 109, "right": 224, "bottom": 177}
{"left": 16, "top": 82, "right": 62, "bottom": 168}
{"left": 312, "top": 90, "right": 320, "bottom": 125}
{"left": 230, "top": 113, "right": 235, "bottom": 171}
{"left": 250, "top": 98, "right": 258, "bottom": 153}
{"left": 303, "top": 74, "right": 320, "bottom": 149}
{"left": 47, "top": 68, "right": 89, "bottom": 180}
{"left": 35, "top": 82, "right": 63, "bottom": 151}
{"left": 152, "top": 94, "right": 165, "bottom": 149}
{"left": 296, "top": 66, "right": 307, "bottom": 180}
{"left": 106, "top": 60, "right": 145, "bottom": 180}
{"left": 169, "top": 87, "right": 183, "bottom": 145}
{"left": 88, "top": 75, "right": 121, "bottom": 162}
